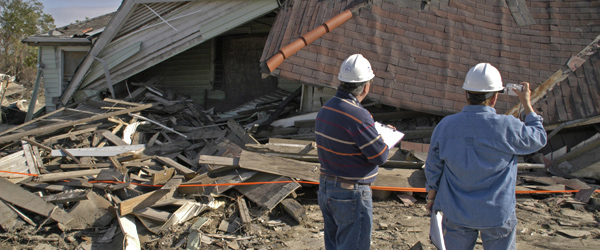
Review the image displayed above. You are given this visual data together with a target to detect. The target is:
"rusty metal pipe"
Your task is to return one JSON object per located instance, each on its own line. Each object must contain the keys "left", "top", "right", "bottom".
{"left": 266, "top": 10, "right": 353, "bottom": 73}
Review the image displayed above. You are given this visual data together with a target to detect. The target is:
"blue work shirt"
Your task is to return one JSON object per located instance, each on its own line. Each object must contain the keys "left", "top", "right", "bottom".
{"left": 425, "top": 105, "right": 547, "bottom": 228}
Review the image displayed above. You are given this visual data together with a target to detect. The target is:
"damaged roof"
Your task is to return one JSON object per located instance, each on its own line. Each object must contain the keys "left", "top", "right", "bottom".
{"left": 260, "top": 0, "right": 600, "bottom": 125}
{"left": 22, "top": 12, "right": 114, "bottom": 46}
{"left": 59, "top": 0, "right": 280, "bottom": 106}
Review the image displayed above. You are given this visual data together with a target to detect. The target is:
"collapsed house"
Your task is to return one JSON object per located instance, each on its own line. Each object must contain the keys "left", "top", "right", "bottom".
{"left": 1, "top": 0, "right": 598, "bottom": 248}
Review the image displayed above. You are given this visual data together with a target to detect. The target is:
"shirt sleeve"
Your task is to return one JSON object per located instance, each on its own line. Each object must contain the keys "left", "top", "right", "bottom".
{"left": 510, "top": 112, "right": 548, "bottom": 154}
{"left": 351, "top": 114, "right": 389, "bottom": 166}
{"left": 424, "top": 137, "right": 444, "bottom": 192}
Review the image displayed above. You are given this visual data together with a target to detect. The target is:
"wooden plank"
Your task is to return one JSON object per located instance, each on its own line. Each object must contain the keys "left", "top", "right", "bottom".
{"left": 154, "top": 156, "right": 195, "bottom": 175}
{"left": 133, "top": 207, "right": 171, "bottom": 222}
{"left": 20, "top": 182, "right": 74, "bottom": 192}
{"left": 151, "top": 168, "right": 175, "bottom": 185}
{"left": 36, "top": 169, "right": 103, "bottom": 182}
{"left": 234, "top": 172, "right": 300, "bottom": 210}
{"left": 178, "top": 170, "right": 256, "bottom": 195}
{"left": 60, "top": 163, "right": 112, "bottom": 169}
{"left": 279, "top": 198, "right": 306, "bottom": 224}
{"left": 21, "top": 138, "right": 52, "bottom": 151}
{"left": 0, "top": 177, "right": 73, "bottom": 224}
{"left": 102, "top": 130, "right": 128, "bottom": 146}
{"left": 0, "top": 104, "right": 153, "bottom": 145}
{"left": 0, "top": 107, "right": 65, "bottom": 137}
{"left": 239, "top": 150, "right": 320, "bottom": 182}
{"left": 118, "top": 189, "right": 170, "bottom": 216}
{"left": 197, "top": 155, "right": 239, "bottom": 166}
{"left": 237, "top": 196, "right": 252, "bottom": 224}
{"left": 56, "top": 145, "right": 82, "bottom": 164}
{"left": 51, "top": 144, "right": 146, "bottom": 157}
{"left": 227, "top": 119, "right": 259, "bottom": 145}
{"left": 65, "top": 192, "right": 114, "bottom": 229}
{"left": 42, "top": 127, "right": 98, "bottom": 144}
{"left": 117, "top": 215, "right": 141, "bottom": 250}
{"left": 0, "top": 199, "right": 19, "bottom": 231}
{"left": 118, "top": 175, "right": 180, "bottom": 216}
{"left": 506, "top": 0, "right": 535, "bottom": 26}
{"left": 373, "top": 168, "right": 426, "bottom": 188}
{"left": 42, "top": 190, "right": 89, "bottom": 204}
{"left": 245, "top": 142, "right": 317, "bottom": 155}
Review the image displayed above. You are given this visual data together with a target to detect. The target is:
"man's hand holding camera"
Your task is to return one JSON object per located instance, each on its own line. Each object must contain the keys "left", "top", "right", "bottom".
{"left": 512, "top": 81, "right": 534, "bottom": 115}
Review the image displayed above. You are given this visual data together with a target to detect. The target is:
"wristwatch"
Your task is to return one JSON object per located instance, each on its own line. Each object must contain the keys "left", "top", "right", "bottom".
{"left": 426, "top": 197, "right": 435, "bottom": 203}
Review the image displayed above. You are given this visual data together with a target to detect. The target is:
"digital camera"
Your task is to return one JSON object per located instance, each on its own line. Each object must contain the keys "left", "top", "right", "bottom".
{"left": 503, "top": 83, "right": 523, "bottom": 96}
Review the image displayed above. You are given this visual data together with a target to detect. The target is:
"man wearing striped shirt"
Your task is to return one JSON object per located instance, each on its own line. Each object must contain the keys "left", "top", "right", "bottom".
{"left": 316, "top": 54, "right": 390, "bottom": 250}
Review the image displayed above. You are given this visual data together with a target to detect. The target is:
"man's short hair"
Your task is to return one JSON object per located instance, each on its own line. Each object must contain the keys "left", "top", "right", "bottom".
{"left": 467, "top": 91, "right": 497, "bottom": 105}
{"left": 339, "top": 81, "right": 367, "bottom": 97}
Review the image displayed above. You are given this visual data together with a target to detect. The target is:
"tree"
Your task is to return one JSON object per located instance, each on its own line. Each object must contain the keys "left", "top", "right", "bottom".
{"left": 0, "top": 0, "right": 54, "bottom": 84}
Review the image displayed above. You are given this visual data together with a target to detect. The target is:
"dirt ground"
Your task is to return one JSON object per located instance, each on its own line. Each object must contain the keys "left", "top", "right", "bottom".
{"left": 1, "top": 188, "right": 599, "bottom": 250}
{"left": 221, "top": 187, "right": 600, "bottom": 250}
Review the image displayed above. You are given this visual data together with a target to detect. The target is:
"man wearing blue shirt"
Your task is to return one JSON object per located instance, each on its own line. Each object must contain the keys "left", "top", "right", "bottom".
{"left": 425, "top": 63, "right": 547, "bottom": 250}
{"left": 316, "top": 54, "right": 390, "bottom": 249}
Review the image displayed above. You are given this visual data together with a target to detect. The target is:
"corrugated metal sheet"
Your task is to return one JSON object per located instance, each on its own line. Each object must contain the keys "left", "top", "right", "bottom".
{"left": 75, "top": 0, "right": 279, "bottom": 97}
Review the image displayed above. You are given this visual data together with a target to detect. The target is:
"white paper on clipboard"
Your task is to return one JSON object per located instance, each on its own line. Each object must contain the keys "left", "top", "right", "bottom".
{"left": 374, "top": 122, "right": 404, "bottom": 149}
{"left": 430, "top": 211, "right": 446, "bottom": 250}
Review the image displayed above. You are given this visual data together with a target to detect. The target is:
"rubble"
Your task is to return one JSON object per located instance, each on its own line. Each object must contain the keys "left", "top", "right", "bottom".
{"left": 0, "top": 85, "right": 599, "bottom": 249}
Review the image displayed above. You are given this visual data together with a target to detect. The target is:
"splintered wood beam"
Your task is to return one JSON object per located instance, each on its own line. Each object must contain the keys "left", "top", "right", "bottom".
{"left": 238, "top": 150, "right": 320, "bottom": 182}
{"left": 56, "top": 145, "right": 82, "bottom": 164}
{"left": 118, "top": 189, "right": 170, "bottom": 216}
{"left": 102, "top": 131, "right": 128, "bottom": 146}
{"left": 0, "top": 104, "right": 153, "bottom": 145}
{"left": 37, "top": 169, "right": 103, "bottom": 182}
{"left": 280, "top": 198, "right": 307, "bottom": 224}
{"left": 118, "top": 176, "right": 181, "bottom": 216}
{"left": 197, "top": 155, "right": 239, "bottom": 166}
{"left": 505, "top": 34, "right": 600, "bottom": 117}
{"left": 21, "top": 138, "right": 52, "bottom": 152}
{"left": 0, "top": 177, "right": 73, "bottom": 224}
{"left": 0, "top": 107, "right": 65, "bottom": 137}
{"left": 237, "top": 196, "right": 252, "bottom": 224}
{"left": 227, "top": 119, "right": 259, "bottom": 145}
{"left": 154, "top": 156, "right": 194, "bottom": 175}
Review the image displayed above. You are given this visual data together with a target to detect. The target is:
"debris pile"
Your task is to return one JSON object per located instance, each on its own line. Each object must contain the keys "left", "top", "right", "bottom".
{"left": 0, "top": 85, "right": 598, "bottom": 249}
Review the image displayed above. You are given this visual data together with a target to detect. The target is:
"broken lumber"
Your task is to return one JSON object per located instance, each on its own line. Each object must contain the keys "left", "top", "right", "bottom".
{"left": 51, "top": 144, "right": 146, "bottom": 157}
{"left": 0, "top": 104, "right": 152, "bottom": 145}
{"left": 0, "top": 177, "right": 73, "bottom": 224}
{"left": 239, "top": 150, "right": 320, "bottom": 182}
{"left": 36, "top": 169, "right": 102, "bottom": 182}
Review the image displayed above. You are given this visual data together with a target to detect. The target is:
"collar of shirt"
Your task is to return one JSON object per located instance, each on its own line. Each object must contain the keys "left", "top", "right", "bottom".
{"left": 462, "top": 105, "right": 496, "bottom": 114}
{"left": 336, "top": 90, "right": 361, "bottom": 106}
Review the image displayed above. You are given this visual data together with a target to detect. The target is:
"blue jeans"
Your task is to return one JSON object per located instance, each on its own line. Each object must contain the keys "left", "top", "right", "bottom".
{"left": 318, "top": 175, "right": 373, "bottom": 250}
{"left": 442, "top": 211, "right": 517, "bottom": 250}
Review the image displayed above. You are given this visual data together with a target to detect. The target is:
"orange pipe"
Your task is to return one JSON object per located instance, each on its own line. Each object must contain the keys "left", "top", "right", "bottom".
{"left": 266, "top": 9, "right": 353, "bottom": 72}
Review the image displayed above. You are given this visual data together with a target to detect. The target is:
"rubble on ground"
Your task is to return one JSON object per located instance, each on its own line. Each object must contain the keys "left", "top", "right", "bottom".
{"left": 0, "top": 85, "right": 599, "bottom": 249}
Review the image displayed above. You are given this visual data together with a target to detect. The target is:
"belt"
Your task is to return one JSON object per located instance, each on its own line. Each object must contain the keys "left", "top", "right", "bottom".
{"left": 320, "top": 173, "right": 371, "bottom": 186}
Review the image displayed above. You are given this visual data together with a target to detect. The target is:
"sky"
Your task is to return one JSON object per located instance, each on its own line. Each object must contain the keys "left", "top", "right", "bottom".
{"left": 38, "top": 0, "right": 123, "bottom": 27}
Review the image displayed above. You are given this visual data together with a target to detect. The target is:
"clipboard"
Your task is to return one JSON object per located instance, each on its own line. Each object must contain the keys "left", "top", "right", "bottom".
{"left": 430, "top": 211, "right": 446, "bottom": 250}
{"left": 374, "top": 122, "right": 404, "bottom": 149}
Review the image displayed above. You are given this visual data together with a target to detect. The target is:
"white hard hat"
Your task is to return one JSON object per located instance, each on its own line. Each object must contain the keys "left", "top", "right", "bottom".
{"left": 338, "top": 54, "right": 375, "bottom": 83}
{"left": 462, "top": 63, "right": 504, "bottom": 92}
